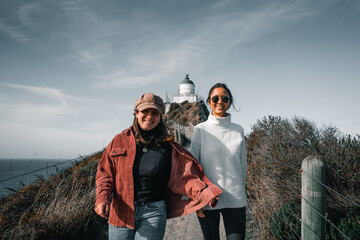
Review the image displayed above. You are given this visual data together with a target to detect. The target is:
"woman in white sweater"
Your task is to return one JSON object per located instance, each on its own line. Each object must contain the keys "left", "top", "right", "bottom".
{"left": 190, "top": 83, "right": 247, "bottom": 240}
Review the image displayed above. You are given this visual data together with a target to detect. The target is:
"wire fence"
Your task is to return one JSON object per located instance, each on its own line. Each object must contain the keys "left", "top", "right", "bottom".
{"left": 0, "top": 158, "right": 78, "bottom": 183}
{"left": 246, "top": 143, "right": 357, "bottom": 240}
{"left": 0, "top": 151, "right": 102, "bottom": 193}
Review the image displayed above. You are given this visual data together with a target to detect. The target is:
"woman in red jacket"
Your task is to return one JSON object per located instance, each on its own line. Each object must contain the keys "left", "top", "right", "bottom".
{"left": 95, "top": 93, "right": 222, "bottom": 240}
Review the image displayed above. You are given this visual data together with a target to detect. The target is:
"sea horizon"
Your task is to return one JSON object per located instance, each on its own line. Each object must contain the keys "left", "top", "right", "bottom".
{"left": 0, "top": 158, "right": 78, "bottom": 198}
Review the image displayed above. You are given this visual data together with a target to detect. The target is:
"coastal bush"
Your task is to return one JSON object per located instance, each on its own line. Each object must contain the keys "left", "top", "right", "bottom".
{"left": 0, "top": 151, "right": 107, "bottom": 240}
{"left": 327, "top": 207, "right": 360, "bottom": 240}
{"left": 246, "top": 115, "right": 360, "bottom": 239}
{"left": 268, "top": 202, "right": 301, "bottom": 240}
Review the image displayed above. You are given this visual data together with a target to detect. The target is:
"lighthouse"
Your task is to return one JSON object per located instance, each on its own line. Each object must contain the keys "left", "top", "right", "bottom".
{"left": 173, "top": 74, "right": 198, "bottom": 104}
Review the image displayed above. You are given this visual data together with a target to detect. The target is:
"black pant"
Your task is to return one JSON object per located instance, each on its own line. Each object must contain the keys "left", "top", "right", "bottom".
{"left": 197, "top": 207, "right": 246, "bottom": 240}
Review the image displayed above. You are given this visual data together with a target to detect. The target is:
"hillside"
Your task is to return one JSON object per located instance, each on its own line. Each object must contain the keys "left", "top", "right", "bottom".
{"left": 166, "top": 100, "right": 209, "bottom": 147}
{"left": 166, "top": 100, "right": 209, "bottom": 126}
{"left": 0, "top": 151, "right": 106, "bottom": 240}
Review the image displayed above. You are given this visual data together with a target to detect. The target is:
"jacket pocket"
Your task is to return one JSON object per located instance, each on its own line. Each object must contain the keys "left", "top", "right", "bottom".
{"left": 110, "top": 148, "right": 126, "bottom": 157}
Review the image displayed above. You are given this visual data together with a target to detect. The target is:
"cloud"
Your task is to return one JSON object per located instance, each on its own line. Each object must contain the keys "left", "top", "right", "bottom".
{"left": 0, "top": 83, "right": 103, "bottom": 126}
{"left": 0, "top": 119, "right": 108, "bottom": 158}
{"left": 2, "top": 83, "right": 67, "bottom": 105}
{"left": 0, "top": 1, "right": 54, "bottom": 43}
{"left": 0, "top": 18, "right": 29, "bottom": 42}
{"left": 0, "top": 0, "right": 319, "bottom": 90}
{"left": 0, "top": 0, "right": 333, "bottom": 91}
{"left": 0, "top": 81, "right": 127, "bottom": 158}
{"left": 18, "top": 2, "right": 44, "bottom": 28}
{"left": 90, "top": 1, "right": 317, "bottom": 89}
{"left": 0, "top": 82, "right": 129, "bottom": 158}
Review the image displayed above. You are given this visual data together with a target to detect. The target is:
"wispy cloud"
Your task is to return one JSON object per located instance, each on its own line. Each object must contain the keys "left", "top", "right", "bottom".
{"left": 0, "top": 18, "right": 29, "bottom": 42}
{"left": 91, "top": 1, "right": 316, "bottom": 89}
{"left": 18, "top": 2, "right": 44, "bottom": 28}
{"left": 0, "top": 83, "right": 103, "bottom": 126}
{"left": 0, "top": 81, "right": 124, "bottom": 158}
{"left": 0, "top": 0, "right": 336, "bottom": 91}
{"left": 2, "top": 83, "right": 68, "bottom": 105}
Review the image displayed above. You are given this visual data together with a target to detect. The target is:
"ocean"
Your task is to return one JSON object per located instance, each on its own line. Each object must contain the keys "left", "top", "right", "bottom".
{"left": 0, "top": 158, "right": 78, "bottom": 198}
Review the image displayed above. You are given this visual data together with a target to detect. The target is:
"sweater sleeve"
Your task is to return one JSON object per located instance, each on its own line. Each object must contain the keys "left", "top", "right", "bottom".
{"left": 190, "top": 126, "right": 201, "bottom": 163}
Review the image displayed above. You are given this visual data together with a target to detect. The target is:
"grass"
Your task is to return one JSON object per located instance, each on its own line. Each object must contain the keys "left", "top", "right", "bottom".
{"left": 0, "top": 151, "right": 108, "bottom": 240}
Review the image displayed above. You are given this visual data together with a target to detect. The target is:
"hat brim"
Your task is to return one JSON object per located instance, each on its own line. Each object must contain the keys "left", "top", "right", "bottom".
{"left": 136, "top": 103, "right": 163, "bottom": 114}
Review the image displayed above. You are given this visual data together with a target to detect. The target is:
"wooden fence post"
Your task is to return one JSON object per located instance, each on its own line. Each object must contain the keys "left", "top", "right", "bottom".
{"left": 301, "top": 156, "right": 326, "bottom": 240}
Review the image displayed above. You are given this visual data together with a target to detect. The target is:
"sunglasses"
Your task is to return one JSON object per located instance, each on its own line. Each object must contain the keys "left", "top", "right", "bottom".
{"left": 211, "top": 95, "right": 229, "bottom": 103}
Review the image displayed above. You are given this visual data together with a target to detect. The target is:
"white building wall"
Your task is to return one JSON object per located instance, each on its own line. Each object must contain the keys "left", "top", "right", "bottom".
{"left": 173, "top": 94, "right": 198, "bottom": 104}
{"left": 179, "top": 83, "right": 195, "bottom": 95}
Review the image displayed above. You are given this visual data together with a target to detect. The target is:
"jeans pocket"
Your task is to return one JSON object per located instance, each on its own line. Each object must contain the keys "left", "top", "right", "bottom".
{"left": 145, "top": 200, "right": 166, "bottom": 210}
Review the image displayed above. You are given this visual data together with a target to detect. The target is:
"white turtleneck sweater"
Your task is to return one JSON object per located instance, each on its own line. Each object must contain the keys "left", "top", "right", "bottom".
{"left": 190, "top": 113, "right": 247, "bottom": 210}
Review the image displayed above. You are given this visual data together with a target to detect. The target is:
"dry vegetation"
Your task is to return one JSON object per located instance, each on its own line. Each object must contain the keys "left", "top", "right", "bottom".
{"left": 246, "top": 115, "right": 360, "bottom": 239}
{"left": 166, "top": 100, "right": 209, "bottom": 126}
{"left": 0, "top": 152, "right": 107, "bottom": 240}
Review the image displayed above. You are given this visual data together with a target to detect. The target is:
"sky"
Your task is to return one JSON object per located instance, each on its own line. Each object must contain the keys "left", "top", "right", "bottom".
{"left": 0, "top": 0, "right": 359, "bottom": 159}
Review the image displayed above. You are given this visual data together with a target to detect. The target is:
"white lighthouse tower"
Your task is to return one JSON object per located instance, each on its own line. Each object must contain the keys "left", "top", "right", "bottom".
{"left": 173, "top": 74, "right": 198, "bottom": 104}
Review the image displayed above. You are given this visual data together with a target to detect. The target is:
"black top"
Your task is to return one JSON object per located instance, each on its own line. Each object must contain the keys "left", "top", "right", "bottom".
{"left": 132, "top": 126, "right": 172, "bottom": 202}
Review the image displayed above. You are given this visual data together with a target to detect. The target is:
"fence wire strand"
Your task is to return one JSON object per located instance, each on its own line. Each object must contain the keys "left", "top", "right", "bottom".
{"left": 248, "top": 143, "right": 360, "bottom": 208}
{"left": 250, "top": 176, "right": 302, "bottom": 239}
{"left": 0, "top": 151, "right": 101, "bottom": 184}
{"left": 302, "top": 194, "right": 351, "bottom": 240}
{"left": 249, "top": 157, "right": 300, "bottom": 199}
{"left": 301, "top": 168, "right": 360, "bottom": 208}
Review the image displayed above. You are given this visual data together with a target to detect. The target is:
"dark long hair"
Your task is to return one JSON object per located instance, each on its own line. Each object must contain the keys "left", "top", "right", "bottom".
{"left": 132, "top": 113, "right": 174, "bottom": 145}
{"left": 207, "top": 83, "right": 237, "bottom": 110}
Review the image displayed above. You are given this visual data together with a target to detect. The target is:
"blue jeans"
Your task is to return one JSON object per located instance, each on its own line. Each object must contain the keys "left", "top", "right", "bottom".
{"left": 108, "top": 200, "right": 167, "bottom": 240}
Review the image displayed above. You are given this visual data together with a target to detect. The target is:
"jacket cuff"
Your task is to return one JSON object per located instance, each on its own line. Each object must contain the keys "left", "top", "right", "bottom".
{"left": 95, "top": 196, "right": 110, "bottom": 208}
{"left": 198, "top": 185, "right": 222, "bottom": 207}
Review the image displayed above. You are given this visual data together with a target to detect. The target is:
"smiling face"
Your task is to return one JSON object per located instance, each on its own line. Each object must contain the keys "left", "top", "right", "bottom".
{"left": 208, "top": 87, "right": 231, "bottom": 117}
{"left": 135, "top": 108, "right": 161, "bottom": 131}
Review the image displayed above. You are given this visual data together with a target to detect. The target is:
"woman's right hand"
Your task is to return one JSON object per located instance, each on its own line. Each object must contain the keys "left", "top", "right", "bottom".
{"left": 95, "top": 202, "right": 110, "bottom": 219}
{"left": 196, "top": 209, "right": 205, "bottom": 218}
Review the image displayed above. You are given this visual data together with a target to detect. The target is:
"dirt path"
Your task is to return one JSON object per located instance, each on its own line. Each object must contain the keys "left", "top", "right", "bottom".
{"left": 163, "top": 203, "right": 259, "bottom": 240}
{"left": 163, "top": 212, "right": 226, "bottom": 240}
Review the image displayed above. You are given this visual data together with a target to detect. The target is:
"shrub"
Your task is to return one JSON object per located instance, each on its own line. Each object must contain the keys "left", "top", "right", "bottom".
{"left": 268, "top": 202, "right": 301, "bottom": 240}
{"left": 0, "top": 152, "right": 108, "bottom": 240}
{"left": 247, "top": 115, "right": 360, "bottom": 239}
{"left": 327, "top": 207, "right": 360, "bottom": 240}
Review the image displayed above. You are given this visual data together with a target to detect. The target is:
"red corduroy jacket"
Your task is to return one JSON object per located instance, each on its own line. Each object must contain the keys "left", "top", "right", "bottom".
{"left": 95, "top": 127, "right": 222, "bottom": 229}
